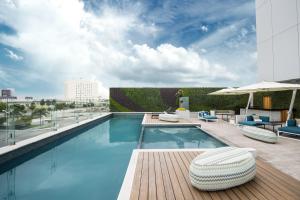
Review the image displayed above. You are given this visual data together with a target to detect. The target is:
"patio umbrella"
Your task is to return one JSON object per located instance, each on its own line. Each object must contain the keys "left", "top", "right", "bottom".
{"left": 208, "top": 87, "right": 246, "bottom": 95}
{"left": 209, "top": 81, "right": 300, "bottom": 120}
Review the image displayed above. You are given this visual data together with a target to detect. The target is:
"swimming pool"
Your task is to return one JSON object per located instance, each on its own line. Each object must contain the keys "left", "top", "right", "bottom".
{"left": 0, "top": 115, "right": 226, "bottom": 200}
{"left": 141, "top": 126, "right": 226, "bottom": 149}
{"left": 0, "top": 115, "right": 142, "bottom": 200}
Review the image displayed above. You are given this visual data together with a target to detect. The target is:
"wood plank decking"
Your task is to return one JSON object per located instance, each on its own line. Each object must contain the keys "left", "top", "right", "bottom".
{"left": 130, "top": 151, "right": 300, "bottom": 200}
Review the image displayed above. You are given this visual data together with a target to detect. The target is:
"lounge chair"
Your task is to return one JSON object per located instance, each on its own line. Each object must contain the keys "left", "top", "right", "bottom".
{"left": 158, "top": 113, "right": 179, "bottom": 122}
{"left": 242, "top": 126, "right": 278, "bottom": 143}
{"left": 278, "top": 119, "right": 300, "bottom": 136}
{"left": 239, "top": 115, "right": 264, "bottom": 126}
{"left": 198, "top": 111, "right": 218, "bottom": 122}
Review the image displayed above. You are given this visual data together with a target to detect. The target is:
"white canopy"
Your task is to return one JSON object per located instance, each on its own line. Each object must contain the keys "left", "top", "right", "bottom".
{"left": 208, "top": 87, "right": 246, "bottom": 95}
{"left": 233, "top": 81, "right": 300, "bottom": 93}
{"left": 209, "top": 81, "right": 300, "bottom": 120}
{"left": 209, "top": 81, "right": 300, "bottom": 95}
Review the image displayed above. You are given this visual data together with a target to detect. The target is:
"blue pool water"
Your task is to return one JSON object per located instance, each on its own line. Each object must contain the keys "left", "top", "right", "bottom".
{"left": 141, "top": 126, "right": 226, "bottom": 149}
{"left": 0, "top": 115, "right": 142, "bottom": 200}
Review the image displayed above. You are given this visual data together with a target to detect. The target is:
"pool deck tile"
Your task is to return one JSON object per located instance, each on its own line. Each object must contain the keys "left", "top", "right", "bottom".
{"left": 142, "top": 113, "right": 300, "bottom": 181}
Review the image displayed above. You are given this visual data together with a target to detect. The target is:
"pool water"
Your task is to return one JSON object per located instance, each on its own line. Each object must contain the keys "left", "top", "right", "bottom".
{"left": 141, "top": 126, "right": 226, "bottom": 149}
{"left": 0, "top": 115, "right": 142, "bottom": 200}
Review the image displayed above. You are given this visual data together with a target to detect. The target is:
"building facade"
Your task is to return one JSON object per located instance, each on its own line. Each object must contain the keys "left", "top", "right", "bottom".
{"left": 64, "top": 80, "right": 100, "bottom": 102}
{"left": 256, "top": 0, "right": 300, "bottom": 83}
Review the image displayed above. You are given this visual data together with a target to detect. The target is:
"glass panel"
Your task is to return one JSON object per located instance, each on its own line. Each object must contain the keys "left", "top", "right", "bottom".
{"left": 0, "top": 99, "right": 110, "bottom": 148}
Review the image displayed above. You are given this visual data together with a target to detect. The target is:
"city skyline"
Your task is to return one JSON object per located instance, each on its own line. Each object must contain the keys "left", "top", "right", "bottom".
{"left": 0, "top": 0, "right": 256, "bottom": 98}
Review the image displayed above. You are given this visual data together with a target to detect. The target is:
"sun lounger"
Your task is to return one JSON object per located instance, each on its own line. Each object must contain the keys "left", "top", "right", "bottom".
{"left": 198, "top": 111, "right": 218, "bottom": 122}
{"left": 278, "top": 119, "right": 300, "bottom": 136}
{"left": 239, "top": 115, "right": 264, "bottom": 126}
{"left": 158, "top": 113, "right": 179, "bottom": 122}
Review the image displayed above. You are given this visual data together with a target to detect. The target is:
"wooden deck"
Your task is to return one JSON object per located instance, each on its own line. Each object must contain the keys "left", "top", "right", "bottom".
{"left": 130, "top": 151, "right": 300, "bottom": 200}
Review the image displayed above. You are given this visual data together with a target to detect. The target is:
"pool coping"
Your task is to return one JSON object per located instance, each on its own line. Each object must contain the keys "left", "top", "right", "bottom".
{"left": 0, "top": 113, "right": 112, "bottom": 165}
{"left": 141, "top": 114, "right": 203, "bottom": 127}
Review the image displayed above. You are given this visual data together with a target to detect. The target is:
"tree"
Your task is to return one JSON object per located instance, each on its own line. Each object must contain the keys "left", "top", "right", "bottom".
{"left": 32, "top": 107, "right": 48, "bottom": 126}
{"left": 29, "top": 102, "right": 36, "bottom": 111}
{"left": 52, "top": 99, "right": 56, "bottom": 105}
{"left": 46, "top": 100, "right": 52, "bottom": 106}
{"left": 55, "top": 103, "right": 66, "bottom": 110}
{"left": 0, "top": 102, "right": 6, "bottom": 111}
{"left": 69, "top": 102, "right": 75, "bottom": 109}
{"left": 11, "top": 104, "right": 26, "bottom": 118}
{"left": 40, "top": 99, "right": 45, "bottom": 106}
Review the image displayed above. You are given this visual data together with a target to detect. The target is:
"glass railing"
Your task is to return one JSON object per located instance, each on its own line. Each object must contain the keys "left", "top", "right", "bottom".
{"left": 0, "top": 101, "right": 110, "bottom": 148}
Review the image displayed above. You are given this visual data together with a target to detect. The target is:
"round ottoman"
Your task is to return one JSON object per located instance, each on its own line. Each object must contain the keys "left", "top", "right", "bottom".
{"left": 189, "top": 147, "right": 256, "bottom": 191}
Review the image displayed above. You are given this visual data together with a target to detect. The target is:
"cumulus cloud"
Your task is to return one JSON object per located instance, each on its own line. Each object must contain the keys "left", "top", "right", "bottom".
{"left": 0, "top": 0, "right": 239, "bottom": 97}
{"left": 4, "top": 48, "right": 23, "bottom": 61}
{"left": 201, "top": 25, "right": 208, "bottom": 32}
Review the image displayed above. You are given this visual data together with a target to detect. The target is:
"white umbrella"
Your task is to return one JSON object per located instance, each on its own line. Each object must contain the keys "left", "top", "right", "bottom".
{"left": 208, "top": 87, "right": 246, "bottom": 95}
{"left": 234, "top": 81, "right": 300, "bottom": 93}
{"left": 209, "top": 81, "right": 300, "bottom": 119}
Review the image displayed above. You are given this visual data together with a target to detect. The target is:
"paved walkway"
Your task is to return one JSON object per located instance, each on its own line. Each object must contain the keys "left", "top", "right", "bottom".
{"left": 198, "top": 119, "right": 300, "bottom": 181}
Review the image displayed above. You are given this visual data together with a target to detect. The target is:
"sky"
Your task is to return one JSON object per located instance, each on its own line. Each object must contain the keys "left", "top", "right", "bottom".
{"left": 0, "top": 0, "right": 257, "bottom": 98}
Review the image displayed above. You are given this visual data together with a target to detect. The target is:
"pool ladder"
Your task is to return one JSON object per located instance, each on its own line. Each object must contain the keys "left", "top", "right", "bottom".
{"left": 137, "top": 126, "right": 145, "bottom": 149}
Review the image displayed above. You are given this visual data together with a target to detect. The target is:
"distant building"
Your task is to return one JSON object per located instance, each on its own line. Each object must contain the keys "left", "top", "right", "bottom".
{"left": 1, "top": 89, "right": 13, "bottom": 98}
{"left": 64, "top": 80, "right": 100, "bottom": 102}
{"left": 256, "top": 0, "right": 300, "bottom": 83}
{"left": 0, "top": 88, "right": 17, "bottom": 100}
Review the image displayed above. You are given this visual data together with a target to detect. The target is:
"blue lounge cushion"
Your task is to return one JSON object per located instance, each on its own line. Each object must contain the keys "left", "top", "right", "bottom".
{"left": 203, "top": 115, "right": 217, "bottom": 120}
{"left": 246, "top": 115, "right": 254, "bottom": 121}
{"left": 287, "top": 119, "right": 297, "bottom": 127}
{"left": 239, "top": 121, "right": 258, "bottom": 126}
{"left": 259, "top": 116, "right": 270, "bottom": 122}
{"left": 199, "top": 111, "right": 210, "bottom": 117}
{"left": 278, "top": 126, "right": 300, "bottom": 135}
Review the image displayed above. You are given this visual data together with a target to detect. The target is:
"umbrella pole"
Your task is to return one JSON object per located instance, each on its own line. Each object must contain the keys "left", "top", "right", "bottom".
{"left": 287, "top": 89, "right": 297, "bottom": 120}
{"left": 245, "top": 92, "right": 253, "bottom": 115}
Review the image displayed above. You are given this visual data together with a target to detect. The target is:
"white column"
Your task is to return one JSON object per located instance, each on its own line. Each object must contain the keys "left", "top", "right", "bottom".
{"left": 245, "top": 92, "right": 254, "bottom": 115}
{"left": 287, "top": 89, "right": 297, "bottom": 120}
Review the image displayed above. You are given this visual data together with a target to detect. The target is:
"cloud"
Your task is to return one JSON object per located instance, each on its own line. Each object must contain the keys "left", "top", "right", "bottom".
{"left": 4, "top": 48, "right": 23, "bottom": 61}
{"left": 201, "top": 25, "right": 208, "bottom": 32}
{"left": 0, "top": 0, "right": 241, "bottom": 97}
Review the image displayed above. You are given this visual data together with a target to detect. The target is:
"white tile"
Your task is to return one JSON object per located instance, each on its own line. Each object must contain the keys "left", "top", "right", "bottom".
{"left": 273, "top": 26, "right": 300, "bottom": 81}
{"left": 256, "top": 2, "right": 273, "bottom": 42}
{"left": 271, "top": 0, "right": 298, "bottom": 35}
{"left": 257, "top": 39, "right": 274, "bottom": 81}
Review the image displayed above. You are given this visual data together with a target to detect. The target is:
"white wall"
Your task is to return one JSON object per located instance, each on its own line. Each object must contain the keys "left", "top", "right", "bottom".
{"left": 256, "top": 0, "right": 300, "bottom": 82}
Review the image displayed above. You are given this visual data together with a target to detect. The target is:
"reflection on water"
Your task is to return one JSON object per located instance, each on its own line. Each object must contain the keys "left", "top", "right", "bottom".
{"left": 0, "top": 116, "right": 142, "bottom": 200}
{"left": 142, "top": 127, "right": 227, "bottom": 149}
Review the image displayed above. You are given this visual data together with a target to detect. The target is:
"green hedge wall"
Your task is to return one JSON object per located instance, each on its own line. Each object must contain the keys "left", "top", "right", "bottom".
{"left": 109, "top": 88, "right": 300, "bottom": 117}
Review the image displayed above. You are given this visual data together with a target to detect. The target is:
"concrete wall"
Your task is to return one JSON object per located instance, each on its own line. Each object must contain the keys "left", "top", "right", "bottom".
{"left": 256, "top": 0, "right": 300, "bottom": 82}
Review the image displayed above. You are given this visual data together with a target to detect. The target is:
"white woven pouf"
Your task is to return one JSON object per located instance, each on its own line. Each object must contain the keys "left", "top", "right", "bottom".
{"left": 242, "top": 126, "right": 278, "bottom": 143}
{"left": 189, "top": 147, "right": 256, "bottom": 191}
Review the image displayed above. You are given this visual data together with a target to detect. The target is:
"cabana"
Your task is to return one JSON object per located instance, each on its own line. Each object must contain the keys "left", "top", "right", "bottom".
{"left": 209, "top": 81, "right": 300, "bottom": 135}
